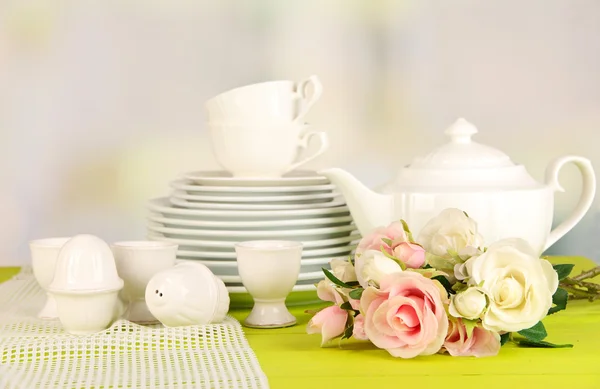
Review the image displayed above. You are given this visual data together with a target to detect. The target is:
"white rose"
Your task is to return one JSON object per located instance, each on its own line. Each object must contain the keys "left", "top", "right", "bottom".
{"left": 354, "top": 250, "right": 403, "bottom": 288}
{"left": 417, "top": 208, "right": 484, "bottom": 258}
{"left": 330, "top": 258, "right": 357, "bottom": 283}
{"left": 468, "top": 238, "right": 559, "bottom": 332}
{"left": 449, "top": 287, "right": 487, "bottom": 320}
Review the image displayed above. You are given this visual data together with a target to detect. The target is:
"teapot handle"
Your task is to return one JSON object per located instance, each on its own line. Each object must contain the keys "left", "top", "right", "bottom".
{"left": 544, "top": 155, "right": 596, "bottom": 251}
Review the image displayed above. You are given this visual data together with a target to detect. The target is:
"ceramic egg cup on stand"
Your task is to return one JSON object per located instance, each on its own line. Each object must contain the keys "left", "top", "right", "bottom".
{"left": 112, "top": 241, "right": 178, "bottom": 324}
{"left": 29, "top": 237, "right": 71, "bottom": 319}
{"left": 48, "top": 235, "right": 125, "bottom": 335}
{"left": 235, "top": 240, "right": 302, "bottom": 329}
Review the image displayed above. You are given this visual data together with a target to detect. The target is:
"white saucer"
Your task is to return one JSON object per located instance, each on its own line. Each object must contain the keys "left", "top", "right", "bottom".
{"left": 183, "top": 170, "right": 329, "bottom": 187}
{"left": 148, "top": 197, "right": 350, "bottom": 219}
{"left": 171, "top": 179, "right": 336, "bottom": 194}
{"left": 169, "top": 196, "right": 346, "bottom": 210}
{"left": 170, "top": 190, "right": 340, "bottom": 204}
{"left": 148, "top": 213, "right": 353, "bottom": 229}
{"left": 175, "top": 244, "right": 356, "bottom": 260}
{"left": 189, "top": 256, "right": 332, "bottom": 268}
{"left": 147, "top": 222, "right": 356, "bottom": 238}
{"left": 147, "top": 232, "right": 361, "bottom": 249}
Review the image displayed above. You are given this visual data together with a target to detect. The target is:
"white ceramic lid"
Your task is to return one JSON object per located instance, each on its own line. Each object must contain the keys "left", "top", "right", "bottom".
{"left": 394, "top": 118, "right": 541, "bottom": 189}
{"left": 49, "top": 235, "right": 124, "bottom": 292}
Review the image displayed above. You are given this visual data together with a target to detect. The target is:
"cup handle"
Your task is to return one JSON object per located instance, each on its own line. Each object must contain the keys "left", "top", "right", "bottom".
{"left": 282, "top": 131, "right": 329, "bottom": 175}
{"left": 294, "top": 75, "right": 323, "bottom": 122}
{"left": 543, "top": 155, "right": 596, "bottom": 251}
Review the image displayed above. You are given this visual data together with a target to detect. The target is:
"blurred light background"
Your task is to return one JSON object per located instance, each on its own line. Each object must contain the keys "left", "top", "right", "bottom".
{"left": 1, "top": 0, "right": 599, "bottom": 265}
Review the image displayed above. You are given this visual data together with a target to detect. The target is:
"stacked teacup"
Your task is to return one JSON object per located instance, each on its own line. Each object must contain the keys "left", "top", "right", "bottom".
{"left": 205, "top": 75, "right": 328, "bottom": 178}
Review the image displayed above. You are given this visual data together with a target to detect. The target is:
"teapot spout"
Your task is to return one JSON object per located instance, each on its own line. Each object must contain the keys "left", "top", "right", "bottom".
{"left": 319, "top": 168, "right": 394, "bottom": 236}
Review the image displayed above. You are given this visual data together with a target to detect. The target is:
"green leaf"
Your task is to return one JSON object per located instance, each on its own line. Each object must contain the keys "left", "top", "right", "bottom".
{"left": 349, "top": 288, "right": 364, "bottom": 300}
{"left": 400, "top": 219, "right": 415, "bottom": 242}
{"left": 322, "top": 268, "right": 354, "bottom": 289}
{"left": 339, "top": 301, "right": 353, "bottom": 311}
{"left": 553, "top": 264, "right": 575, "bottom": 281}
{"left": 547, "top": 288, "right": 568, "bottom": 315}
{"left": 432, "top": 275, "right": 456, "bottom": 295}
{"left": 451, "top": 282, "right": 468, "bottom": 293}
{"left": 515, "top": 339, "right": 573, "bottom": 348}
{"left": 462, "top": 319, "right": 478, "bottom": 338}
{"left": 517, "top": 321, "right": 547, "bottom": 342}
{"left": 341, "top": 325, "right": 354, "bottom": 340}
{"left": 381, "top": 238, "right": 393, "bottom": 246}
{"left": 500, "top": 333, "right": 511, "bottom": 346}
{"left": 344, "top": 281, "right": 360, "bottom": 287}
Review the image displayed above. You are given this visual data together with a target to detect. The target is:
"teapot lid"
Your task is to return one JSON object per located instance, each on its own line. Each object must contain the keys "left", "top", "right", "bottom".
{"left": 396, "top": 118, "right": 541, "bottom": 189}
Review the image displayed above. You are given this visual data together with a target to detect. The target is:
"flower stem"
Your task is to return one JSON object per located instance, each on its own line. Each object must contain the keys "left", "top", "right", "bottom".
{"left": 572, "top": 266, "right": 600, "bottom": 281}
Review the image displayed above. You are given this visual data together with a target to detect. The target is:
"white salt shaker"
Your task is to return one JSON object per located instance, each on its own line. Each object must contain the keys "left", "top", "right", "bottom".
{"left": 145, "top": 261, "right": 230, "bottom": 327}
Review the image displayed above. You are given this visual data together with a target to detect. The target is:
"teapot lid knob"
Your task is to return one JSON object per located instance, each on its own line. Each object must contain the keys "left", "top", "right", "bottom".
{"left": 444, "top": 118, "right": 478, "bottom": 143}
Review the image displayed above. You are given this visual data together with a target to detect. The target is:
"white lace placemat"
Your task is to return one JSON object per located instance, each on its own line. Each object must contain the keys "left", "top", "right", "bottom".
{"left": 0, "top": 267, "right": 269, "bottom": 389}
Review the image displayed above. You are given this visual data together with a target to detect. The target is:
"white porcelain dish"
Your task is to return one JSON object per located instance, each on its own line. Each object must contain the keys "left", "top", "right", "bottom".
{"left": 169, "top": 195, "right": 345, "bottom": 211}
{"left": 148, "top": 232, "right": 361, "bottom": 249}
{"left": 170, "top": 179, "right": 335, "bottom": 194}
{"left": 148, "top": 197, "right": 350, "bottom": 220}
{"left": 147, "top": 222, "right": 355, "bottom": 238}
{"left": 214, "top": 270, "right": 322, "bottom": 284}
{"left": 227, "top": 283, "right": 314, "bottom": 293}
{"left": 170, "top": 190, "right": 339, "bottom": 204}
{"left": 183, "top": 170, "right": 330, "bottom": 187}
{"left": 148, "top": 213, "right": 353, "bottom": 230}
{"left": 187, "top": 257, "right": 331, "bottom": 277}
{"left": 175, "top": 244, "right": 356, "bottom": 260}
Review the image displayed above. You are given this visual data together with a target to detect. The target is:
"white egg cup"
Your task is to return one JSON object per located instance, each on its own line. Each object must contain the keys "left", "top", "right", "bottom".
{"left": 48, "top": 235, "right": 125, "bottom": 335}
{"left": 112, "top": 241, "right": 177, "bottom": 324}
{"left": 29, "top": 237, "right": 71, "bottom": 319}
{"left": 235, "top": 240, "right": 302, "bottom": 328}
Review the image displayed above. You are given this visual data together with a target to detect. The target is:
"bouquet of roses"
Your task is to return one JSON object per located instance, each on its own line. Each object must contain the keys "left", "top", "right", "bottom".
{"left": 306, "top": 208, "right": 585, "bottom": 358}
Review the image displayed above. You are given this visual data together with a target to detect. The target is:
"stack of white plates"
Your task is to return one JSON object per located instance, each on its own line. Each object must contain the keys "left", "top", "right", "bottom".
{"left": 147, "top": 170, "right": 360, "bottom": 307}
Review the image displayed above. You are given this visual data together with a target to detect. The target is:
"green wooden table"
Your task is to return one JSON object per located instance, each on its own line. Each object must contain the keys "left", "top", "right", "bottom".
{"left": 2, "top": 256, "right": 600, "bottom": 389}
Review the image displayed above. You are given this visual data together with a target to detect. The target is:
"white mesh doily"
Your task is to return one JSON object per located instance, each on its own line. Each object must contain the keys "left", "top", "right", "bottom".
{"left": 0, "top": 268, "right": 269, "bottom": 389}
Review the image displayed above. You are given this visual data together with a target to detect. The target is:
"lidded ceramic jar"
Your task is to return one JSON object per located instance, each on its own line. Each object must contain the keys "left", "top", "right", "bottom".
{"left": 145, "top": 261, "right": 230, "bottom": 327}
{"left": 48, "top": 235, "right": 124, "bottom": 335}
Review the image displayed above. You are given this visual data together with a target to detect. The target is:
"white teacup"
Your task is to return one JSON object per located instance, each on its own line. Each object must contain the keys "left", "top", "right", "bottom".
{"left": 112, "top": 241, "right": 178, "bottom": 324}
{"left": 206, "top": 75, "right": 322, "bottom": 124}
{"left": 209, "top": 122, "right": 329, "bottom": 178}
{"left": 29, "top": 237, "right": 71, "bottom": 319}
{"left": 235, "top": 240, "right": 302, "bottom": 328}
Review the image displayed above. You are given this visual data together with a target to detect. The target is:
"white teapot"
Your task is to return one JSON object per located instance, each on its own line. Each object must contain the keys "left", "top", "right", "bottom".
{"left": 320, "top": 118, "right": 596, "bottom": 253}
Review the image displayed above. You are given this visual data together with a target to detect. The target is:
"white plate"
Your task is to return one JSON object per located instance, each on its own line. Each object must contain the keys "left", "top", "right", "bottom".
{"left": 169, "top": 196, "right": 345, "bottom": 211}
{"left": 185, "top": 257, "right": 332, "bottom": 276}
{"left": 227, "top": 284, "right": 315, "bottom": 293}
{"left": 147, "top": 222, "right": 355, "bottom": 238}
{"left": 147, "top": 232, "right": 361, "bottom": 249}
{"left": 190, "top": 256, "right": 332, "bottom": 268}
{"left": 171, "top": 179, "right": 336, "bottom": 194}
{"left": 170, "top": 190, "right": 340, "bottom": 204}
{"left": 214, "top": 270, "right": 323, "bottom": 284}
{"left": 148, "top": 197, "right": 350, "bottom": 220}
{"left": 148, "top": 214, "right": 353, "bottom": 230}
{"left": 175, "top": 244, "right": 356, "bottom": 259}
{"left": 183, "top": 170, "right": 329, "bottom": 187}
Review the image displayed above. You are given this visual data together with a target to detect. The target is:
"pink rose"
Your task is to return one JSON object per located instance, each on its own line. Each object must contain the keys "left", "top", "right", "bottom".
{"left": 443, "top": 318, "right": 500, "bottom": 357}
{"left": 352, "top": 314, "right": 368, "bottom": 340}
{"left": 307, "top": 305, "right": 348, "bottom": 345}
{"left": 349, "top": 298, "right": 360, "bottom": 310}
{"left": 356, "top": 221, "right": 407, "bottom": 256}
{"left": 360, "top": 271, "right": 449, "bottom": 358}
{"left": 393, "top": 242, "right": 426, "bottom": 268}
